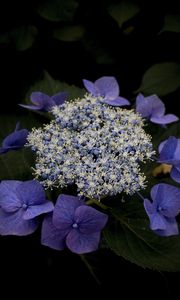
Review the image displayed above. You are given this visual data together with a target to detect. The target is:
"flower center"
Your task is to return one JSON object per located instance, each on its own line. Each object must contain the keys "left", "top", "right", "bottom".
{"left": 22, "top": 203, "right": 28, "bottom": 209}
{"left": 158, "top": 206, "right": 163, "bottom": 212}
{"left": 72, "top": 223, "right": 78, "bottom": 229}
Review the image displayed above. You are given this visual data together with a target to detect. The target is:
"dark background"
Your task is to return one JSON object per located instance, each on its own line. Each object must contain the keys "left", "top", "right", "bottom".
{"left": 0, "top": 0, "right": 180, "bottom": 296}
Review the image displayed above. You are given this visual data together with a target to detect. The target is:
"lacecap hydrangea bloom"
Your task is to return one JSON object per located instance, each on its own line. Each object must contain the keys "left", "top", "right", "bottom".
{"left": 1, "top": 75, "right": 180, "bottom": 263}
{"left": 27, "top": 93, "right": 155, "bottom": 198}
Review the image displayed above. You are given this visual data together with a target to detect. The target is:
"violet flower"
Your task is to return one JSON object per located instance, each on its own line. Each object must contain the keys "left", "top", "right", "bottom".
{"left": 0, "top": 180, "right": 54, "bottom": 236}
{"left": 144, "top": 183, "right": 180, "bottom": 236}
{"left": 158, "top": 136, "right": 180, "bottom": 183}
{"left": 41, "top": 194, "right": 108, "bottom": 254}
{"left": 136, "top": 93, "right": 178, "bottom": 124}
{"left": 83, "top": 76, "right": 130, "bottom": 106}
{"left": 19, "top": 91, "right": 69, "bottom": 112}
{"left": 0, "top": 122, "right": 28, "bottom": 154}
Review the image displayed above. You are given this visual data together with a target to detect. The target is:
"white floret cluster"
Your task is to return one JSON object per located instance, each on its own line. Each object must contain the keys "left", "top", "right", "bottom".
{"left": 27, "top": 94, "right": 155, "bottom": 199}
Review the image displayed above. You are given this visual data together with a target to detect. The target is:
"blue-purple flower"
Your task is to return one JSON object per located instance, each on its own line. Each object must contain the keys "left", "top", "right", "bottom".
{"left": 158, "top": 136, "right": 180, "bottom": 183}
{"left": 83, "top": 76, "right": 130, "bottom": 106}
{"left": 19, "top": 91, "right": 69, "bottom": 112}
{"left": 144, "top": 183, "right": 180, "bottom": 236}
{"left": 0, "top": 180, "right": 54, "bottom": 236}
{"left": 136, "top": 93, "right": 179, "bottom": 124}
{"left": 0, "top": 122, "right": 28, "bottom": 154}
{"left": 41, "top": 194, "right": 108, "bottom": 254}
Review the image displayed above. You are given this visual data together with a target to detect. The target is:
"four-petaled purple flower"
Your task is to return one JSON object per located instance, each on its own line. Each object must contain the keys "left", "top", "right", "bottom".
{"left": 144, "top": 183, "right": 180, "bottom": 236}
{"left": 0, "top": 180, "right": 54, "bottom": 236}
{"left": 19, "top": 91, "right": 69, "bottom": 112}
{"left": 136, "top": 93, "right": 179, "bottom": 124}
{"left": 158, "top": 136, "right": 180, "bottom": 183}
{"left": 41, "top": 194, "right": 108, "bottom": 254}
{"left": 83, "top": 76, "right": 130, "bottom": 107}
{"left": 0, "top": 122, "right": 28, "bottom": 154}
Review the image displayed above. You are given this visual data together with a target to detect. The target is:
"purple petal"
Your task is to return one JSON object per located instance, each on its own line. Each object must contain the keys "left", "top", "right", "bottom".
{"left": 144, "top": 198, "right": 166, "bottom": 230}
{"left": 95, "top": 76, "right": 119, "bottom": 99}
{"left": 136, "top": 93, "right": 152, "bottom": 118}
{"left": 19, "top": 104, "right": 43, "bottom": 111}
{"left": 37, "top": 98, "right": 55, "bottom": 112}
{"left": 0, "top": 208, "right": 38, "bottom": 236}
{"left": 150, "top": 184, "right": 164, "bottom": 206}
{"left": 51, "top": 92, "right": 69, "bottom": 106}
{"left": 103, "top": 96, "right": 130, "bottom": 106}
{"left": 66, "top": 230, "right": 101, "bottom": 254}
{"left": 150, "top": 114, "right": 179, "bottom": 124}
{"left": 0, "top": 180, "right": 21, "bottom": 192}
{"left": 30, "top": 92, "right": 51, "bottom": 106}
{"left": 23, "top": 201, "right": 54, "bottom": 220}
{"left": 83, "top": 79, "right": 97, "bottom": 95}
{"left": 2, "top": 129, "right": 28, "bottom": 149}
{"left": 151, "top": 183, "right": 180, "bottom": 217}
{"left": 146, "top": 95, "right": 165, "bottom": 117}
{"left": 53, "top": 194, "right": 84, "bottom": 230}
{"left": 144, "top": 198, "right": 156, "bottom": 215}
{"left": 149, "top": 213, "right": 167, "bottom": 230}
{"left": 158, "top": 136, "right": 177, "bottom": 162}
{"left": 174, "top": 139, "right": 180, "bottom": 160}
{"left": 74, "top": 206, "right": 108, "bottom": 234}
{"left": 20, "top": 92, "right": 55, "bottom": 112}
{"left": 154, "top": 217, "right": 179, "bottom": 237}
{"left": 0, "top": 147, "right": 9, "bottom": 154}
{"left": 16, "top": 180, "right": 47, "bottom": 206}
{"left": 171, "top": 166, "right": 180, "bottom": 183}
{"left": 158, "top": 140, "right": 167, "bottom": 153}
{"left": 136, "top": 94, "right": 165, "bottom": 119}
{"left": 41, "top": 213, "right": 67, "bottom": 250}
{"left": 0, "top": 181, "right": 22, "bottom": 212}
{"left": 15, "top": 122, "right": 21, "bottom": 131}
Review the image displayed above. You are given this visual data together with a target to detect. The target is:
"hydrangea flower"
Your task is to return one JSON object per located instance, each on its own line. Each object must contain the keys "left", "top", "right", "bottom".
{"left": 158, "top": 136, "right": 180, "bottom": 183}
{"left": 41, "top": 194, "right": 108, "bottom": 254}
{"left": 136, "top": 93, "right": 178, "bottom": 124}
{"left": 0, "top": 122, "right": 28, "bottom": 154}
{"left": 0, "top": 180, "right": 54, "bottom": 236}
{"left": 19, "top": 91, "right": 69, "bottom": 112}
{"left": 83, "top": 76, "right": 130, "bottom": 106}
{"left": 144, "top": 183, "right": 180, "bottom": 236}
{"left": 27, "top": 94, "right": 155, "bottom": 198}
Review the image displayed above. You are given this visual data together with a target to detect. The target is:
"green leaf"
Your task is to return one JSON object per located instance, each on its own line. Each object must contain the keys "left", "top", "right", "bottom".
{"left": 25, "top": 71, "right": 85, "bottom": 103}
{"left": 81, "top": 36, "right": 115, "bottom": 65}
{"left": 0, "top": 114, "right": 41, "bottom": 180}
{"left": 135, "top": 62, "right": 180, "bottom": 96}
{"left": 53, "top": 25, "right": 85, "bottom": 42}
{"left": 37, "top": 0, "right": 78, "bottom": 22}
{"left": 107, "top": 1, "right": 139, "bottom": 28}
{"left": 0, "top": 148, "right": 35, "bottom": 180}
{"left": 104, "top": 208, "right": 180, "bottom": 271}
{"left": 162, "top": 14, "right": 180, "bottom": 33}
{"left": 0, "top": 26, "right": 38, "bottom": 51}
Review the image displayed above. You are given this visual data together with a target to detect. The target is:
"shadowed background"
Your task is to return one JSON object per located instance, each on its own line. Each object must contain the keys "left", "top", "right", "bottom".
{"left": 0, "top": 0, "right": 180, "bottom": 296}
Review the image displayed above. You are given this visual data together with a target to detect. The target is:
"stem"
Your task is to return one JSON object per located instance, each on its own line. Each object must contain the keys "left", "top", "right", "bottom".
{"left": 86, "top": 198, "right": 109, "bottom": 210}
{"left": 136, "top": 191, "right": 144, "bottom": 201}
{"left": 152, "top": 155, "right": 158, "bottom": 161}
{"left": 80, "top": 255, "right": 101, "bottom": 285}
